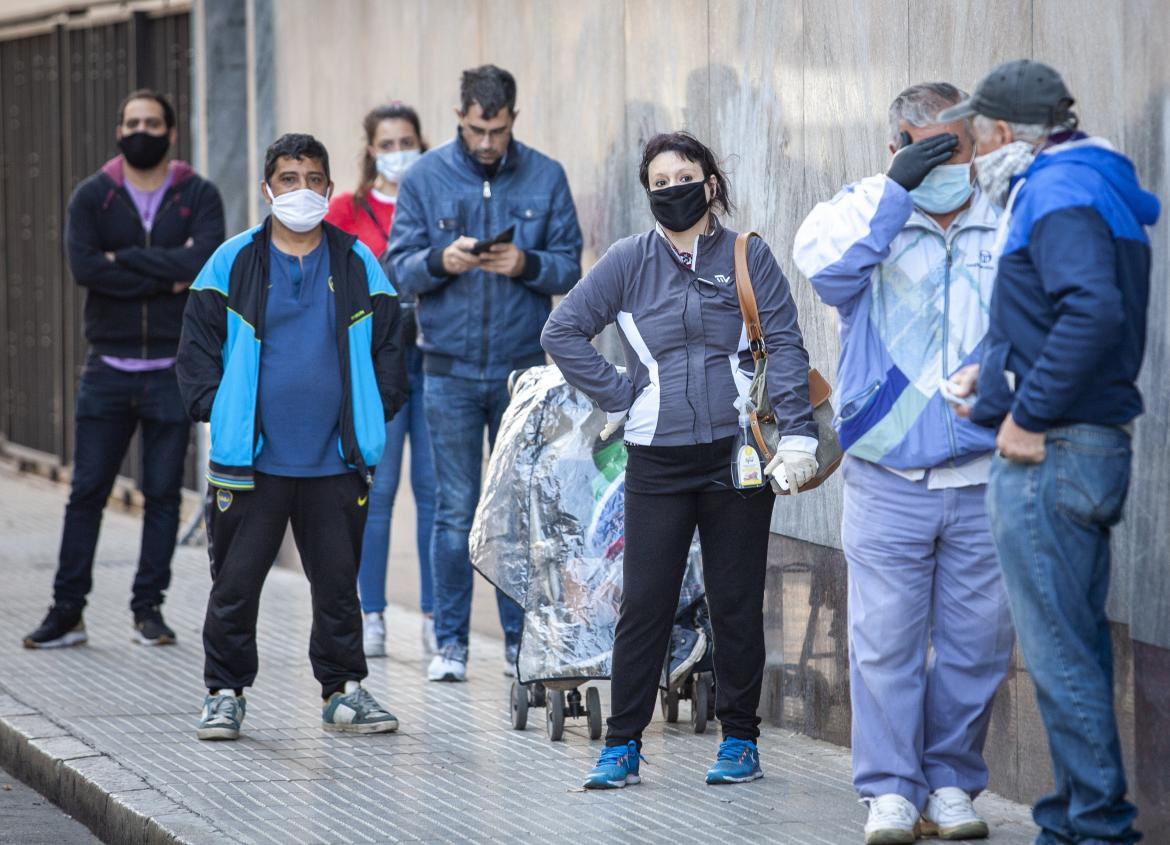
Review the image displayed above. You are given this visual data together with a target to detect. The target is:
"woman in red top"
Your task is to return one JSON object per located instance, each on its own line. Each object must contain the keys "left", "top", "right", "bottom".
{"left": 326, "top": 103, "right": 426, "bottom": 256}
{"left": 325, "top": 104, "right": 434, "bottom": 660}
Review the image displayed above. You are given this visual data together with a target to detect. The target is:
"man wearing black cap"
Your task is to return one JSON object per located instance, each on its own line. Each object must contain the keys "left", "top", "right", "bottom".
{"left": 944, "top": 59, "right": 1158, "bottom": 844}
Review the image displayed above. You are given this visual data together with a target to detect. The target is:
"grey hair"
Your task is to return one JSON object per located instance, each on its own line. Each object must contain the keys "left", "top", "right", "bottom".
{"left": 888, "top": 82, "right": 970, "bottom": 145}
{"left": 973, "top": 113, "right": 1049, "bottom": 144}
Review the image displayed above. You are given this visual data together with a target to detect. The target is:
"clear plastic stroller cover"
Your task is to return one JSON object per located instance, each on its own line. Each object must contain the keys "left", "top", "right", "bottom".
{"left": 471, "top": 365, "right": 704, "bottom": 684}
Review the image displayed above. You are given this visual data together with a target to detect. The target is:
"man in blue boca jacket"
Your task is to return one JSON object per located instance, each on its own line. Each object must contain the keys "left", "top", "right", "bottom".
{"left": 945, "top": 60, "right": 1159, "bottom": 844}
{"left": 178, "top": 134, "right": 408, "bottom": 741}
{"left": 386, "top": 64, "right": 583, "bottom": 682}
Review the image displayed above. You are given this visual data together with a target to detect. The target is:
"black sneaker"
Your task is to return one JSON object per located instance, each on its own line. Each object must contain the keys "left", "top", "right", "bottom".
{"left": 133, "top": 606, "right": 176, "bottom": 646}
{"left": 23, "top": 605, "right": 87, "bottom": 649}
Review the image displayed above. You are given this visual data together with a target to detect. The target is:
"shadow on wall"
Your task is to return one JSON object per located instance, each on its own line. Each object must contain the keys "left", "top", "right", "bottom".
{"left": 587, "top": 98, "right": 671, "bottom": 366}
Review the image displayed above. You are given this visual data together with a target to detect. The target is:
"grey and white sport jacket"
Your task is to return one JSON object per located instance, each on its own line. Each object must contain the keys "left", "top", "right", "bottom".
{"left": 541, "top": 222, "right": 817, "bottom": 448}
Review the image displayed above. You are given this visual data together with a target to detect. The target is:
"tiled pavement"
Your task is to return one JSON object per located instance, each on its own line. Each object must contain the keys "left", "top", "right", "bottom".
{"left": 0, "top": 464, "right": 1039, "bottom": 844}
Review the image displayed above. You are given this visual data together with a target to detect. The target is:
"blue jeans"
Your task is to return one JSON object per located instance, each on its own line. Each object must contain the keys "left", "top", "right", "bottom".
{"left": 423, "top": 372, "right": 524, "bottom": 659}
{"left": 54, "top": 355, "right": 190, "bottom": 613}
{"left": 987, "top": 424, "right": 1140, "bottom": 845}
{"left": 357, "top": 346, "right": 435, "bottom": 614}
{"left": 842, "top": 457, "right": 1014, "bottom": 809}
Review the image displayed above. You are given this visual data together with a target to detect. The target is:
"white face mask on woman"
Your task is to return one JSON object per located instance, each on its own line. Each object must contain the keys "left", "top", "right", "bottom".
{"left": 375, "top": 149, "right": 421, "bottom": 184}
{"left": 265, "top": 183, "right": 330, "bottom": 232}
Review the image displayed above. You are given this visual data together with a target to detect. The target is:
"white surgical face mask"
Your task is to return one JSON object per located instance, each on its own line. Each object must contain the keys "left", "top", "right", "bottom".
{"left": 265, "top": 183, "right": 330, "bottom": 233}
{"left": 375, "top": 149, "right": 420, "bottom": 184}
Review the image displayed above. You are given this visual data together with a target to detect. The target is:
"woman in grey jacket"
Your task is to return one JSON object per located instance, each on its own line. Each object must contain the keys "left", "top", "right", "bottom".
{"left": 541, "top": 132, "right": 817, "bottom": 789}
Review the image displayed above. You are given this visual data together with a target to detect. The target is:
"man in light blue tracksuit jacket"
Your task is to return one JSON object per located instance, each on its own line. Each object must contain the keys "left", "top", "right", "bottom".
{"left": 793, "top": 83, "right": 1014, "bottom": 843}
{"left": 385, "top": 65, "right": 582, "bottom": 682}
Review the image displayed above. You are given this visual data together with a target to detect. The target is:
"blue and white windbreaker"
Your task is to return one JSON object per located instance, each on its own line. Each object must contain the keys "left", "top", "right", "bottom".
{"left": 793, "top": 175, "right": 999, "bottom": 470}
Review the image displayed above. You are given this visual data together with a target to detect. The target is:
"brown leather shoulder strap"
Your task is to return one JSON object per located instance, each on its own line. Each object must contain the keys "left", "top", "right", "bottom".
{"left": 733, "top": 231, "right": 766, "bottom": 361}
{"left": 808, "top": 367, "right": 832, "bottom": 407}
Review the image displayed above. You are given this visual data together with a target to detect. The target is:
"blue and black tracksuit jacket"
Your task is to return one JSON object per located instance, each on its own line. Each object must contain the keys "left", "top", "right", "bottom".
{"left": 176, "top": 218, "right": 408, "bottom": 490}
{"left": 972, "top": 137, "right": 1161, "bottom": 432}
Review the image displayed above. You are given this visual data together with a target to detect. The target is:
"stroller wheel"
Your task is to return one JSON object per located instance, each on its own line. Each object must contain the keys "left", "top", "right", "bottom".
{"left": 532, "top": 681, "right": 547, "bottom": 708}
{"left": 586, "top": 686, "right": 603, "bottom": 740}
{"left": 546, "top": 690, "right": 566, "bottom": 741}
{"left": 510, "top": 681, "right": 528, "bottom": 731}
{"left": 690, "top": 672, "right": 712, "bottom": 734}
{"left": 660, "top": 686, "right": 679, "bottom": 723}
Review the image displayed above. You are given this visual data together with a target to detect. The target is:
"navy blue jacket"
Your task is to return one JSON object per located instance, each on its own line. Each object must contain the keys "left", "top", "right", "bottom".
{"left": 385, "top": 132, "right": 583, "bottom": 380}
{"left": 973, "top": 137, "right": 1161, "bottom": 432}
{"left": 65, "top": 157, "right": 225, "bottom": 358}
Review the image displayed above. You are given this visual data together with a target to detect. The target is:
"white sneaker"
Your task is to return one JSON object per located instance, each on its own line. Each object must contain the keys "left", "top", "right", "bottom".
{"left": 421, "top": 616, "right": 438, "bottom": 656}
{"left": 427, "top": 653, "right": 467, "bottom": 682}
{"left": 362, "top": 612, "right": 385, "bottom": 658}
{"left": 863, "top": 794, "right": 919, "bottom": 845}
{"left": 920, "top": 787, "right": 989, "bottom": 840}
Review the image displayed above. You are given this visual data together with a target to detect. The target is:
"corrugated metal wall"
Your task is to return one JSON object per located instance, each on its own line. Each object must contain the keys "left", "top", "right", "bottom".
{"left": 0, "top": 10, "right": 195, "bottom": 486}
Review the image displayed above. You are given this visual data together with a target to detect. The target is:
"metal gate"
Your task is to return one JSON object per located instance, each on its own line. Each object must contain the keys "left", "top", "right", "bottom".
{"left": 0, "top": 7, "right": 196, "bottom": 487}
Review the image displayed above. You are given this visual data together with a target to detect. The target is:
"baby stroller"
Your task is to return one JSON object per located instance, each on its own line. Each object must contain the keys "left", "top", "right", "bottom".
{"left": 471, "top": 366, "right": 711, "bottom": 741}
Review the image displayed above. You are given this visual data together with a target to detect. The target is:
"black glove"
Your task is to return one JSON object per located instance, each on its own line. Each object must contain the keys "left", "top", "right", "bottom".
{"left": 886, "top": 132, "right": 959, "bottom": 191}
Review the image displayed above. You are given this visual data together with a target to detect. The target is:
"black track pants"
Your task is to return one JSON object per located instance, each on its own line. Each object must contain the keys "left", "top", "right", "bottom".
{"left": 202, "top": 472, "right": 369, "bottom": 698}
{"left": 605, "top": 481, "right": 774, "bottom": 745}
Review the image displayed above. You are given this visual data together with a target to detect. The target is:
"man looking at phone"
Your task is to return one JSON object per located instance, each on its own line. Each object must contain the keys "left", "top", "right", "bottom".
{"left": 792, "top": 83, "right": 1013, "bottom": 844}
{"left": 386, "top": 64, "right": 582, "bottom": 682}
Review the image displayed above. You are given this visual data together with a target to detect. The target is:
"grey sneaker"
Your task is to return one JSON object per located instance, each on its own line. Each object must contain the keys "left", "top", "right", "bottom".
{"left": 503, "top": 642, "right": 520, "bottom": 678}
{"left": 197, "top": 692, "right": 245, "bottom": 741}
{"left": 322, "top": 683, "right": 398, "bottom": 733}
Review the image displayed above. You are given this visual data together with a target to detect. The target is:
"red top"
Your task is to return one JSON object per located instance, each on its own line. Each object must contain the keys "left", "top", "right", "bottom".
{"left": 325, "top": 189, "right": 396, "bottom": 257}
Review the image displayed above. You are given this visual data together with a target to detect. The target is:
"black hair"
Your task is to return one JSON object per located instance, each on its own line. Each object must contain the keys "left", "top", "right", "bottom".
{"left": 459, "top": 64, "right": 517, "bottom": 118}
{"left": 638, "top": 131, "right": 734, "bottom": 216}
{"left": 356, "top": 102, "right": 428, "bottom": 203}
{"left": 264, "top": 133, "right": 330, "bottom": 183}
{"left": 117, "top": 88, "right": 176, "bottom": 130}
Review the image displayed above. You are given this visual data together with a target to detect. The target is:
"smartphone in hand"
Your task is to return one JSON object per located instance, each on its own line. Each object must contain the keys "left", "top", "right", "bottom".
{"left": 468, "top": 225, "right": 515, "bottom": 255}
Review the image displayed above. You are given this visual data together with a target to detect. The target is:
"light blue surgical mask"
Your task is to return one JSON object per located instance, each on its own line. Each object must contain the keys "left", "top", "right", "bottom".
{"left": 909, "top": 153, "right": 975, "bottom": 213}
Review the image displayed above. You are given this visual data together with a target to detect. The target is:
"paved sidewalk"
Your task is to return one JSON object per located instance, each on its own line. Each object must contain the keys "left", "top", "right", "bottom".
{"left": 0, "top": 464, "right": 1038, "bottom": 844}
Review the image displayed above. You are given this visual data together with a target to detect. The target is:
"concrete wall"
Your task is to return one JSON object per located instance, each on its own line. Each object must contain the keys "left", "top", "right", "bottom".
{"left": 249, "top": 0, "right": 1169, "bottom": 647}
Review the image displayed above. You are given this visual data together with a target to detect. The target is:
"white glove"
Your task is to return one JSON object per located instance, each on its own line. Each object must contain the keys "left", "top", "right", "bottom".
{"left": 765, "top": 450, "right": 818, "bottom": 494}
{"left": 600, "top": 410, "right": 627, "bottom": 441}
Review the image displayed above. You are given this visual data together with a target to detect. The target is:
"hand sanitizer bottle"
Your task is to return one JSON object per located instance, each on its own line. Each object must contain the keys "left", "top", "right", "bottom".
{"left": 731, "top": 396, "right": 764, "bottom": 489}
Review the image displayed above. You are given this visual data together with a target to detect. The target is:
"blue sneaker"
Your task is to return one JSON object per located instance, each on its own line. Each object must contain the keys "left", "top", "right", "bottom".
{"left": 705, "top": 737, "right": 763, "bottom": 784}
{"left": 583, "top": 740, "right": 644, "bottom": 789}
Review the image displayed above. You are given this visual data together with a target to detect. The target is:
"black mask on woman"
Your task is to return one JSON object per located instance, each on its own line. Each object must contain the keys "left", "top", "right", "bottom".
{"left": 647, "top": 181, "right": 710, "bottom": 232}
{"left": 118, "top": 132, "right": 171, "bottom": 169}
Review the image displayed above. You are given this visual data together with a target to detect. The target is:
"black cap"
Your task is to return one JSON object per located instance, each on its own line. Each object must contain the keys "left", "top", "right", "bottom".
{"left": 938, "top": 59, "right": 1075, "bottom": 125}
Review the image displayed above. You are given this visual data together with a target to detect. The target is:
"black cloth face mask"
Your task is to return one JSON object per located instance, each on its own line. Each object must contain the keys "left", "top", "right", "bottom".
{"left": 647, "top": 181, "right": 710, "bottom": 232}
{"left": 118, "top": 132, "right": 170, "bottom": 169}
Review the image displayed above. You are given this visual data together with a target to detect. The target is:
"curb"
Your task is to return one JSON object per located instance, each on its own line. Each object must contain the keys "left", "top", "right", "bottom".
{"left": 0, "top": 692, "right": 222, "bottom": 845}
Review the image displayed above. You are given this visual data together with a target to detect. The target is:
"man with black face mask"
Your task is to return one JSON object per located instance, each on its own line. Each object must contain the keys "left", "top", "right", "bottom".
{"left": 22, "top": 89, "right": 225, "bottom": 651}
